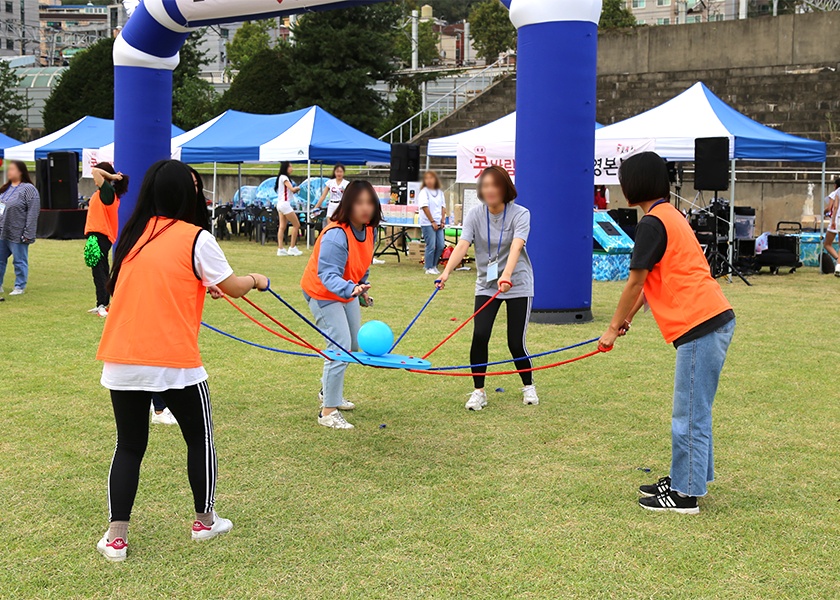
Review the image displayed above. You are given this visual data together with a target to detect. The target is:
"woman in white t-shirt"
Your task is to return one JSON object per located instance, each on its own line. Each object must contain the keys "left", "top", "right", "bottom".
{"left": 418, "top": 170, "right": 446, "bottom": 275}
{"left": 275, "top": 161, "right": 302, "bottom": 256}
{"left": 315, "top": 163, "right": 349, "bottom": 220}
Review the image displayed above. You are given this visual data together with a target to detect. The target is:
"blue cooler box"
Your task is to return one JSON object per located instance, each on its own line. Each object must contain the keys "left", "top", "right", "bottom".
{"left": 593, "top": 212, "right": 634, "bottom": 281}
{"left": 798, "top": 233, "right": 839, "bottom": 267}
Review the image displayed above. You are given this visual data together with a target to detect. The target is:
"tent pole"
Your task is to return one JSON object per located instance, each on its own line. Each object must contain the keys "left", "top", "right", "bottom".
{"left": 821, "top": 161, "right": 826, "bottom": 272}
{"left": 237, "top": 163, "right": 242, "bottom": 208}
{"left": 307, "top": 160, "right": 312, "bottom": 249}
{"left": 212, "top": 162, "right": 218, "bottom": 237}
{"left": 728, "top": 159, "right": 736, "bottom": 279}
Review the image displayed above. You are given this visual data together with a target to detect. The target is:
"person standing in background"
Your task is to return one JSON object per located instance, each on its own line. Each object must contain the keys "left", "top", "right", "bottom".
{"left": 823, "top": 178, "right": 840, "bottom": 276}
{"left": 275, "top": 162, "right": 302, "bottom": 257}
{"left": 418, "top": 171, "right": 446, "bottom": 275}
{"left": 315, "top": 163, "right": 349, "bottom": 222}
{"left": 594, "top": 185, "right": 609, "bottom": 210}
{"left": 84, "top": 164, "right": 129, "bottom": 317}
{"left": 0, "top": 160, "right": 40, "bottom": 298}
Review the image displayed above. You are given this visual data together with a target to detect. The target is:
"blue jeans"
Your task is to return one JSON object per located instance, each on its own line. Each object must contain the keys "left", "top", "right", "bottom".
{"left": 307, "top": 297, "right": 361, "bottom": 408}
{"left": 0, "top": 239, "right": 29, "bottom": 290}
{"left": 671, "top": 318, "right": 735, "bottom": 497}
{"left": 421, "top": 225, "right": 445, "bottom": 270}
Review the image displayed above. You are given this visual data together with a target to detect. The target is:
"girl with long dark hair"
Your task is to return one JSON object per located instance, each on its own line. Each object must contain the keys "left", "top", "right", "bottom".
{"left": 275, "top": 161, "right": 302, "bottom": 256}
{"left": 84, "top": 163, "right": 129, "bottom": 317}
{"left": 300, "top": 180, "right": 382, "bottom": 430}
{"left": 0, "top": 160, "right": 40, "bottom": 297}
{"left": 95, "top": 160, "right": 269, "bottom": 562}
{"left": 437, "top": 165, "right": 539, "bottom": 410}
{"left": 314, "top": 163, "right": 349, "bottom": 220}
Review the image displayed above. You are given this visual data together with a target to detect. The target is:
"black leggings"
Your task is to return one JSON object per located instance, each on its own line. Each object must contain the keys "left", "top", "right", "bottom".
{"left": 470, "top": 295, "right": 533, "bottom": 389}
{"left": 91, "top": 233, "right": 111, "bottom": 307}
{"left": 108, "top": 381, "right": 217, "bottom": 522}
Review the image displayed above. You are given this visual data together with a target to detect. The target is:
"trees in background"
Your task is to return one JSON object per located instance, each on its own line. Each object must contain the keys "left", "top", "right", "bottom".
{"left": 0, "top": 60, "right": 31, "bottom": 139}
{"left": 468, "top": 0, "right": 516, "bottom": 64}
{"left": 220, "top": 47, "right": 292, "bottom": 114}
{"left": 394, "top": 19, "right": 440, "bottom": 68}
{"left": 225, "top": 20, "right": 273, "bottom": 76}
{"left": 172, "top": 32, "right": 218, "bottom": 130}
{"left": 600, "top": 0, "right": 638, "bottom": 29}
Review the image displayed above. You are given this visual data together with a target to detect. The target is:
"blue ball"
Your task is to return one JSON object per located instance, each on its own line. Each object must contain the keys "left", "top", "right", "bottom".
{"left": 357, "top": 320, "right": 394, "bottom": 357}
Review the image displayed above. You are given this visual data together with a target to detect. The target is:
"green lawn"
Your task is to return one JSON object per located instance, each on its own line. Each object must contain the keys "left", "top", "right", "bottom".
{"left": 0, "top": 239, "right": 838, "bottom": 599}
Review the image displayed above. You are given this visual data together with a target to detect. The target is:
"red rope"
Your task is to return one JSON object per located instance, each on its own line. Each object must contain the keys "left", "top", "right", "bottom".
{"left": 224, "top": 296, "right": 332, "bottom": 361}
{"left": 410, "top": 347, "right": 610, "bottom": 377}
{"left": 422, "top": 286, "right": 506, "bottom": 359}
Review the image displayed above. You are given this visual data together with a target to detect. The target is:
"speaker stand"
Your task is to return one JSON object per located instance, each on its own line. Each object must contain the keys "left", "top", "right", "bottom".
{"left": 706, "top": 191, "right": 751, "bottom": 287}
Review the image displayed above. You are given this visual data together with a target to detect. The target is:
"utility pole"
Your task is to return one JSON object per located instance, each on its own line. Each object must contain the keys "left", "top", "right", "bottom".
{"left": 463, "top": 21, "right": 470, "bottom": 65}
{"left": 411, "top": 9, "right": 419, "bottom": 71}
{"left": 19, "top": 0, "right": 26, "bottom": 55}
{"left": 739, "top": 0, "right": 748, "bottom": 19}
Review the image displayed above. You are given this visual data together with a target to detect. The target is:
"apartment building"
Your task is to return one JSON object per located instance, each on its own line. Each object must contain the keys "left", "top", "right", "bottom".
{"left": 0, "top": 0, "right": 39, "bottom": 56}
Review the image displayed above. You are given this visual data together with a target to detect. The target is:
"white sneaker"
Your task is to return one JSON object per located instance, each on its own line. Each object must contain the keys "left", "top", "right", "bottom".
{"left": 192, "top": 512, "right": 233, "bottom": 541}
{"left": 372, "top": 258, "right": 386, "bottom": 265}
{"left": 318, "top": 390, "right": 355, "bottom": 411}
{"left": 834, "top": 264, "right": 840, "bottom": 278}
{"left": 9, "top": 288, "right": 24, "bottom": 296}
{"left": 277, "top": 248, "right": 289, "bottom": 256}
{"left": 465, "top": 389, "right": 488, "bottom": 411}
{"left": 425, "top": 268, "right": 438, "bottom": 275}
{"left": 151, "top": 407, "right": 178, "bottom": 425}
{"left": 287, "top": 246, "right": 303, "bottom": 256}
{"left": 432, "top": 267, "right": 441, "bottom": 274}
{"left": 318, "top": 410, "right": 354, "bottom": 429}
{"left": 96, "top": 532, "right": 127, "bottom": 562}
{"left": 96, "top": 305, "right": 109, "bottom": 318}
{"left": 522, "top": 385, "right": 539, "bottom": 406}
{"left": 87, "top": 306, "right": 100, "bottom": 314}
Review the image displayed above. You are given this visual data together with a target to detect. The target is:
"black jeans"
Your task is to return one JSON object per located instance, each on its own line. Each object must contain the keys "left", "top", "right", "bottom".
{"left": 470, "top": 295, "right": 534, "bottom": 389}
{"left": 91, "top": 233, "right": 111, "bottom": 307}
{"left": 108, "top": 381, "right": 217, "bottom": 521}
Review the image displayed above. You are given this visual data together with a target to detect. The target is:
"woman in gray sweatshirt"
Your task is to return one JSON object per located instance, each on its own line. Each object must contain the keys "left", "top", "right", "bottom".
{"left": 0, "top": 160, "right": 40, "bottom": 297}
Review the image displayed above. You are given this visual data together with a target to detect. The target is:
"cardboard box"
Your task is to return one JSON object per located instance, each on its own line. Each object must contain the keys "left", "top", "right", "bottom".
{"left": 407, "top": 240, "right": 425, "bottom": 260}
{"left": 454, "top": 204, "right": 463, "bottom": 225}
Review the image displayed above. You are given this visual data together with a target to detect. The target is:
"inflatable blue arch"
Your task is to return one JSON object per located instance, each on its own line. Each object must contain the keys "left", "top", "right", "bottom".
{"left": 114, "top": 0, "right": 602, "bottom": 323}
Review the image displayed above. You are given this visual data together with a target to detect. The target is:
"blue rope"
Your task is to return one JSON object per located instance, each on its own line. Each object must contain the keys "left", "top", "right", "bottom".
{"left": 390, "top": 286, "right": 439, "bottom": 353}
{"left": 202, "top": 322, "right": 320, "bottom": 358}
{"left": 425, "top": 337, "right": 599, "bottom": 371}
{"left": 266, "top": 287, "right": 365, "bottom": 365}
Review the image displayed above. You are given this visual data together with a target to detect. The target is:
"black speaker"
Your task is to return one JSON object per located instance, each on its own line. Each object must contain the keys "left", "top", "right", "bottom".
{"left": 35, "top": 158, "right": 51, "bottom": 209}
{"left": 46, "top": 152, "right": 79, "bottom": 209}
{"left": 694, "top": 137, "right": 729, "bottom": 192}
{"left": 390, "top": 144, "right": 420, "bottom": 182}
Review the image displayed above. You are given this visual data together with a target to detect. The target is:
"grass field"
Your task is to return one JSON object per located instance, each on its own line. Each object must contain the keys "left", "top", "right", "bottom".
{"left": 1, "top": 238, "right": 838, "bottom": 599}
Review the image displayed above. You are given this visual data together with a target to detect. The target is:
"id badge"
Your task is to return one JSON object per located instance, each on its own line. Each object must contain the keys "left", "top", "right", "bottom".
{"left": 486, "top": 260, "right": 499, "bottom": 282}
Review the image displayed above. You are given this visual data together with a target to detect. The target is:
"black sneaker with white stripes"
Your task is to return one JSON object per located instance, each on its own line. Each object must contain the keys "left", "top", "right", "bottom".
{"left": 639, "top": 490, "right": 699, "bottom": 514}
{"left": 639, "top": 476, "right": 671, "bottom": 498}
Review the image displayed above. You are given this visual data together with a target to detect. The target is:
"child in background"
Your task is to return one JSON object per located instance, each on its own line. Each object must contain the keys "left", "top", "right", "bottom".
{"left": 96, "top": 160, "right": 269, "bottom": 561}
{"left": 599, "top": 152, "right": 735, "bottom": 515}
{"left": 315, "top": 163, "right": 350, "bottom": 221}
{"left": 822, "top": 178, "right": 840, "bottom": 276}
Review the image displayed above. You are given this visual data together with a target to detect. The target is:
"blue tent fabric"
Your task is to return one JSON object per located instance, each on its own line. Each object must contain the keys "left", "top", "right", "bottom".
{"left": 33, "top": 117, "right": 185, "bottom": 160}
{"left": 699, "top": 84, "right": 827, "bottom": 162}
{"left": 177, "top": 107, "right": 391, "bottom": 165}
{"left": 0, "top": 132, "right": 21, "bottom": 157}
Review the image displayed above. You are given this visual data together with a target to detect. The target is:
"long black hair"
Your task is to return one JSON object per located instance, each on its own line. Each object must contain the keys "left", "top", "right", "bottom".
{"left": 0, "top": 160, "right": 32, "bottom": 194}
{"left": 331, "top": 180, "right": 382, "bottom": 228}
{"left": 187, "top": 166, "right": 209, "bottom": 225}
{"left": 108, "top": 160, "right": 210, "bottom": 295}
{"left": 93, "top": 162, "right": 129, "bottom": 198}
{"left": 275, "top": 161, "right": 292, "bottom": 192}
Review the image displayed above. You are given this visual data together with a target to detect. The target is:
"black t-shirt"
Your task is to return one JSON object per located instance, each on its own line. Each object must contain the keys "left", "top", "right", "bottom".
{"left": 630, "top": 214, "right": 734, "bottom": 348}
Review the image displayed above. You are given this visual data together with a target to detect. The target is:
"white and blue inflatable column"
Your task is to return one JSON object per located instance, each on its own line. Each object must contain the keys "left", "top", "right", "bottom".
{"left": 506, "top": 0, "right": 602, "bottom": 324}
{"left": 113, "top": 0, "right": 189, "bottom": 229}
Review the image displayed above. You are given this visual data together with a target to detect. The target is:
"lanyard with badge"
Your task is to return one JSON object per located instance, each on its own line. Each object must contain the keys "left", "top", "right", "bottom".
{"left": 485, "top": 204, "right": 507, "bottom": 282}
{"left": 0, "top": 185, "right": 16, "bottom": 218}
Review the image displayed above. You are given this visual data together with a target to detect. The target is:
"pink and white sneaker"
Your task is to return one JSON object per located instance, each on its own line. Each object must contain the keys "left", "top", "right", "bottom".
{"left": 96, "top": 533, "right": 127, "bottom": 562}
{"left": 191, "top": 512, "right": 233, "bottom": 541}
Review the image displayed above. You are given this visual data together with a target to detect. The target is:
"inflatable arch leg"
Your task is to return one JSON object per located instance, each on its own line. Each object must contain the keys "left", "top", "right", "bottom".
{"left": 113, "top": 0, "right": 388, "bottom": 231}
{"left": 503, "top": 0, "right": 602, "bottom": 324}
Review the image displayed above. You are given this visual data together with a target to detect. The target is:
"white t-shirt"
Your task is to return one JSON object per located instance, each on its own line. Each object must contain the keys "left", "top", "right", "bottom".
{"left": 418, "top": 187, "right": 445, "bottom": 226}
{"left": 101, "top": 230, "right": 235, "bottom": 392}
{"left": 276, "top": 175, "right": 292, "bottom": 204}
{"left": 324, "top": 178, "right": 349, "bottom": 218}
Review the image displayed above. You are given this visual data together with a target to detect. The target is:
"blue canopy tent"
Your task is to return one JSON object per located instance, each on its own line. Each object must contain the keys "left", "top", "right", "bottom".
{"left": 596, "top": 82, "right": 828, "bottom": 262}
{"left": 0, "top": 132, "right": 21, "bottom": 158}
{"left": 4, "top": 116, "right": 185, "bottom": 161}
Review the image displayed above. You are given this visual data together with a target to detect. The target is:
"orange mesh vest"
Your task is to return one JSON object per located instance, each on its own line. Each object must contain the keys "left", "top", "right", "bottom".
{"left": 301, "top": 222, "right": 375, "bottom": 303}
{"left": 97, "top": 218, "right": 206, "bottom": 368}
{"left": 644, "top": 202, "right": 733, "bottom": 344}
{"left": 84, "top": 190, "right": 121, "bottom": 244}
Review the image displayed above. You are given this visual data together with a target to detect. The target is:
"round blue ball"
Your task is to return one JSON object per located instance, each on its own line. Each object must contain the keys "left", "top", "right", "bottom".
{"left": 357, "top": 320, "right": 394, "bottom": 357}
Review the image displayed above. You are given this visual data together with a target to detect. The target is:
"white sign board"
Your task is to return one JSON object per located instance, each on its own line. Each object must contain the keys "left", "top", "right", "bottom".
{"left": 593, "top": 139, "right": 656, "bottom": 185}
{"left": 456, "top": 142, "right": 516, "bottom": 184}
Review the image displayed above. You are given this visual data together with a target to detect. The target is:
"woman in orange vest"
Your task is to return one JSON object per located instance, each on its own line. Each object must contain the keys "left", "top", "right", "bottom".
{"left": 84, "top": 163, "right": 128, "bottom": 317}
{"left": 301, "top": 180, "right": 380, "bottom": 430}
{"left": 599, "top": 152, "right": 735, "bottom": 515}
{"left": 95, "top": 160, "right": 269, "bottom": 562}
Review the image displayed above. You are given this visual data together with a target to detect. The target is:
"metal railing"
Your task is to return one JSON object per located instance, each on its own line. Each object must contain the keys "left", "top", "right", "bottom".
{"left": 801, "top": 0, "right": 840, "bottom": 10}
{"left": 379, "top": 55, "right": 514, "bottom": 144}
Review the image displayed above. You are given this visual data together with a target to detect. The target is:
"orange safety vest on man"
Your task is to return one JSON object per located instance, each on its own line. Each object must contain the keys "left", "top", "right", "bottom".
{"left": 97, "top": 217, "right": 206, "bottom": 368}
{"left": 301, "top": 221, "right": 375, "bottom": 303}
{"left": 644, "top": 202, "right": 732, "bottom": 344}
{"left": 84, "top": 189, "right": 120, "bottom": 244}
